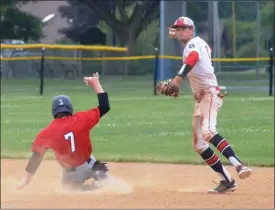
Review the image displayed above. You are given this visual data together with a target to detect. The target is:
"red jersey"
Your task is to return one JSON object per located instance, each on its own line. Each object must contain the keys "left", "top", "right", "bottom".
{"left": 31, "top": 107, "right": 100, "bottom": 168}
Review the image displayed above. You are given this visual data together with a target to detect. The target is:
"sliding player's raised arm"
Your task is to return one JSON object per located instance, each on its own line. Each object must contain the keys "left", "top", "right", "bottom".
{"left": 79, "top": 73, "right": 110, "bottom": 130}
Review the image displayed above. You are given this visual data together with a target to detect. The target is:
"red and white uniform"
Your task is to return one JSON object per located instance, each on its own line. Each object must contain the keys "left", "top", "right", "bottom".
{"left": 183, "top": 36, "right": 219, "bottom": 95}
{"left": 182, "top": 36, "right": 224, "bottom": 153}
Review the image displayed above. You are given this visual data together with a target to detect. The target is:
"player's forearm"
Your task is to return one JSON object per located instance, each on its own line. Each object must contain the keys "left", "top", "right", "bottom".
{"left": 22, "top": 172, "right": 34, "bottom": 184}
{"left": 17, "top": 152, "right": 42, "bottom": 190}
{"left": 16, "top": 171, "right": 34, "bottom": 190}
{"left": 93, "top": 83, "right": 104, "bottom": 94}
{"left": 97, "top": 92, "right": 110, "bottom": 117}
{"left": 177, "top": 64, "right": 193, "bottom": 78}
{"left": 172, "top": 75, "right": 183, "bottom": 86}
{"left": 173, "top": 64, "right": 192, "bottom": 87}
{"left": 25, "top": 151, "right": 42, "bottom": 174}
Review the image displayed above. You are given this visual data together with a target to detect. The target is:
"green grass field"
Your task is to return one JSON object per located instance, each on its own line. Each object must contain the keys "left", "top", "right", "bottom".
{"left": 1, "top": 70, "right": 274, "bottom": 167}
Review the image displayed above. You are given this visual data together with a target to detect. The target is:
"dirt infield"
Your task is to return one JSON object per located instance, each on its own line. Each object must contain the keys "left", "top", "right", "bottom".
{"left": 1, "top": 159, "right": 274, "bottom": 209}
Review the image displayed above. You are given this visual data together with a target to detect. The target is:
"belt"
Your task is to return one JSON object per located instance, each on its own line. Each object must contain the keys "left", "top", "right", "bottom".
{"left": 64, "top": 158, "right": 92, "bottom": 172}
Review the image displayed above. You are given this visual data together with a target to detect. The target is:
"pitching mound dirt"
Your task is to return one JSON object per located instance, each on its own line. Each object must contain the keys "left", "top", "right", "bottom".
{"left": 1, "top": 159, "right": 274, "bottom": 208}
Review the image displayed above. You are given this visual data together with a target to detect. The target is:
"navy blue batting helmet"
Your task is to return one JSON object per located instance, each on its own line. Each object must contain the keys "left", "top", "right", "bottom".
{"left": 52, "top": 95, "right": 73, "bottom": 118}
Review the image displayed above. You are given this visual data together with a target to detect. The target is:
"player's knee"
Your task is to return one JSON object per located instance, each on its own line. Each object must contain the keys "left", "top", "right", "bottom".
{"left": 202, "top": 130, "right": 217, "bottom": 142}
{"left": 192, "top": 139, "right": 209, "bottom": 154}
{"left": 192, "top": 143, "right": 201, "bottom": 153}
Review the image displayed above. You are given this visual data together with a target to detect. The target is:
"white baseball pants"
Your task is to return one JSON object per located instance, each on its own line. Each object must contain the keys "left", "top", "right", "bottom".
{"left": 192, "top": 87, "right": 224, "bottom": 153}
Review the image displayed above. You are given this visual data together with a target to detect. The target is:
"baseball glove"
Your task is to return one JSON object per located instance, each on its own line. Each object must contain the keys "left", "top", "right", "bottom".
{"left": 156, "top": 79, "right": 180, "bottom": 97}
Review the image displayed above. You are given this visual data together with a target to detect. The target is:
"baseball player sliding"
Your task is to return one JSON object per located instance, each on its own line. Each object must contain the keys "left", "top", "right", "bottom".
{"left": 17, "top": 73, "right": 111, "bottom": 191}
{"left": 156, "top": 16, "right": 252, "bottom": 193}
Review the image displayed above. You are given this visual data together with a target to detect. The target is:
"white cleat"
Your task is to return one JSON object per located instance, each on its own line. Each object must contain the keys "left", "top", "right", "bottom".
{"left": 236, "top": 165, "right": 252, "bottom": 179}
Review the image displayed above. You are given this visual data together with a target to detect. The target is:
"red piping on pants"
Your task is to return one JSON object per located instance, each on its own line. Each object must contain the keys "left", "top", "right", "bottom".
{"left": 207, "top": 94, "right": 216, "bottom": 140}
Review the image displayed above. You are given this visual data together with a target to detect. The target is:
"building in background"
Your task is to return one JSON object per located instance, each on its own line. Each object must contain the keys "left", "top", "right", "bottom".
{"left": 19, "top": 1, "right": 70, "bottom": 44}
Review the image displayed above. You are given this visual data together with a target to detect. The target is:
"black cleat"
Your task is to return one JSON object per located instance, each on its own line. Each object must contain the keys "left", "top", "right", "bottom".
{"left": 208, "top": 179, "right": 237, "bottom": 194}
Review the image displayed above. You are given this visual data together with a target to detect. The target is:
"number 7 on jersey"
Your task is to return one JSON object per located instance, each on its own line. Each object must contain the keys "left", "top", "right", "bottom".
{"left": 64, "top": 132, "right": 76, "bottom": 152}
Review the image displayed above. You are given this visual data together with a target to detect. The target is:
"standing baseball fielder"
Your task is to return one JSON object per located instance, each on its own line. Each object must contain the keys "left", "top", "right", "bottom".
{"left": 157, "top": 17, "right": 252, "bottom": 193}
{"left": 17, "top": 73, "right": 110, "bottom": 191}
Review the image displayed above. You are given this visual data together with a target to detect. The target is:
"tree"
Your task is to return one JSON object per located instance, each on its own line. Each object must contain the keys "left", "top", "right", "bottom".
{"left": 0, "top": 0, "right": 43, "bottom": 42}
{"left": 59, "top": 0, "right": 160, "bottom": 56}
{"left": 58, "top": 2, "right": 106, "bottom": 45}
{"left": 219, "top": 1, "right": 274, "bottom": 58}
{"left": 260, "top": 1, "right": 274, "bottom": 41}
{"left": 218, "top": 1, "right": 258, "bottom": 21}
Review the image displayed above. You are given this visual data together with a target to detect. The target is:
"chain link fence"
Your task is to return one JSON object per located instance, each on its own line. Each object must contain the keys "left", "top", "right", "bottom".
{"left": 0, "top": 48, "right": 133, "bottom": 79}
{"left": 0, "top": 1, "right": 273, "bottom": 95}
{"left": 160, "top": 1, "right": 273, "bottom": 80}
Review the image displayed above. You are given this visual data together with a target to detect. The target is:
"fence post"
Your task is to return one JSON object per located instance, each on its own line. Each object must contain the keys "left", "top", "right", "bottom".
{"left": 39, "top": 47, "right": 45, "bottom": 96}
{"left": 153, "top": 47, "right": 159, "bottom": 95}
{"left": 268, "top": 41, "right": 274, "bottom": 96}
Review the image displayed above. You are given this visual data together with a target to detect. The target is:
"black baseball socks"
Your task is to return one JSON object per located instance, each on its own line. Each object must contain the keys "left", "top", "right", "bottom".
{"left": 210, "top": 134, "right": 243, "bottom": 167}
{"left": 200, "top": 147, "right": 233, "bottom": 182}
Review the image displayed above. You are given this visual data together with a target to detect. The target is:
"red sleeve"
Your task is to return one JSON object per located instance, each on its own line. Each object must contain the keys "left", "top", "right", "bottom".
{"left": 184, "top": 51, "right": 199, "bottom": 67}
{"left": 31, "top": 130, "right": 50, "bottom": 157}
{"left": 76, "top": 107, "right": 100, "bottom": 130}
